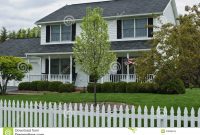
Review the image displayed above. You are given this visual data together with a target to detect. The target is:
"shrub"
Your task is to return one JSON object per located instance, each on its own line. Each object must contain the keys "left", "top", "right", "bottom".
{"left": 59, "top": 84, "right": 74, "bottom": 93}
{"left": 126, "top": 82, "right": 139, "bottom": 93}
{"left": 87, "top": 83, "right": 101, "bottom": 93}
{"left": 138, "top": 83, "right": 158, "bottom": 93}
{"left": 101, "top": 82, "right": 115, "bottom": 93}
{"left": 18, "top": 82, "right": 31, "bottom": 90}
{"left": 30, "top": 81, "right": 41, "bottom": 91}
{"left": 160, "top": 78, "right": 185, "bottom": 94}
{"left": 37, "top": 81, "right": 49, "bottom": 91}
{"left": 115, "top": 82, "right": 127, "bottom": 93}
{"left": 48, "top": 81, "right": 63, "bottom": 92}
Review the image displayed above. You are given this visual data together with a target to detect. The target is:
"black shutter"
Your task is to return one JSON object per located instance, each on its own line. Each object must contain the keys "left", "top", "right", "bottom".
{"left": 117, "top": 57, "right": 122, "bottom": 74}
{"left": 46, "top": 25, "right": 50, "bottom": 43}
{"left": 45, "top": 59, "right": 49, "bottom": 74}
{"left": 72, "top": 23, "right": 76, "bottom": 41}
{"left": 148, "top": 18, "right": 153, "bottom": 37}
{"left": 117, "top": 20, "right": 122, "bottom": 39}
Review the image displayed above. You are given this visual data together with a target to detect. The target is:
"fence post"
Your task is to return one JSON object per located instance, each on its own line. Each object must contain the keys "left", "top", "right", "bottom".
{"left": 12, "top": 100, "right": 16, "bottom": 127}
{"left": 8, "top": 100, "right": 11, "bottom": 127}
{"left": 90, "top": 104, "right": 94, "bottom": 128}
{"left": 183, "top": 107, "right": 188, "bottom": 127}
{"left": 137, "top": 106, "right": 142, "bottom": 127}
{"left": 170, "top": 107, "right": 174, "bottom": 127}
{"left": 144, "top": 106, "right": 148, "bottom": 127}
{"left": 73, "top": 103, "right": 77, "bottom": 128}
{"left": 190, "top": 108, "right": 195, "bottom": 127}
{"left": 125, "top": 106, "right": 129, "bottom": 127}
{"left": 131, "top": 106, "right": 135, "bottom": 127}
{"left": 96, "top": 104, "right": 100, "bottom": 128}
{"left": 107, "top": 105, "right": 111, "bottom": 128}
{"left": 177, "top": 107, "right": 181, "bottom": 127}
{"left": 198, "top": 108, "right": 200, "bottom": 127}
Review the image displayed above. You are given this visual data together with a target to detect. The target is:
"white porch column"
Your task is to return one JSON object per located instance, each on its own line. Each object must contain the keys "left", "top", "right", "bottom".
{"left": 70, "top": 55, "right": 73, "bottom": 84}
{"left": 127, "top": 53, "right": 130, "bottom": 82}
{"left": 48, "top": 56, "right": 51, "bottom": 81}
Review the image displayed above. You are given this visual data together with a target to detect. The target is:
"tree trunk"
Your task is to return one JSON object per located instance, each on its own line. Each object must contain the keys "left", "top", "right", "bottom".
{"left": 94, "top": 80, "right": 97, "bottom": 107}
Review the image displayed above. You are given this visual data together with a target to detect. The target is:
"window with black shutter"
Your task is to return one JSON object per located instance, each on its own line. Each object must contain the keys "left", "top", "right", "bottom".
{"left": 148, "top": 18, "right": 153, "bottom": 37}
{"left": 117, "top": 20, "right": 122, "bottom": 39}
{"left": 46, "top": 25, "right": 50, "bottom": 43}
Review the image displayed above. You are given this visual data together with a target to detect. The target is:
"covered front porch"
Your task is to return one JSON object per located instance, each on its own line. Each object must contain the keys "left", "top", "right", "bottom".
{"left": 7, "top": 51, "right": 154, "bottom": 87}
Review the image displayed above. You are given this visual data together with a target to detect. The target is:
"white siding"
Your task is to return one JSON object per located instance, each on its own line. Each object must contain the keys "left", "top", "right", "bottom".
{"left": 163, "top": 0, "right": 176, "bottom": 25}
{"left": 107, "top": 20, "right": 117, "bottom": 41}
{"left": 41, "top": 25, "right": 46, "bottom": 45}
{"left": 76, "top": 22, "right": 82, "bottom": 37}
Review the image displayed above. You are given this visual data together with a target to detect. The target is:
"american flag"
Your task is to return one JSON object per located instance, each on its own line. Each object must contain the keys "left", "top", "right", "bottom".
{"left": 125, "top": 58, "right": 135, "bottom": 65}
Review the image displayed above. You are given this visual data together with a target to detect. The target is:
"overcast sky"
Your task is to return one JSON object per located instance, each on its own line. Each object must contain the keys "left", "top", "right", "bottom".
{"left": 0, "top": 0, "right": 199, "bottom": 31}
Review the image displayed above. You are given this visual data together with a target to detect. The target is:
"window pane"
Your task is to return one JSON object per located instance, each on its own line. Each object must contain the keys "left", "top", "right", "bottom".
{"left": 61, "top": 59, "right": 70, "bottom": 74}
{"left": 51, "top": 25, "right": 60, "bottom": 42}
{"left": 123, "top": 19, "right": 134, "bottom": 38}
{"left": 51, "top": 59, "right": 59, "bottom": 74}
{"left": 135, "top": 18, "right": 147, "bottom": 37}
{"left": 61, "top": 25, "right": 71, "bottom": 41}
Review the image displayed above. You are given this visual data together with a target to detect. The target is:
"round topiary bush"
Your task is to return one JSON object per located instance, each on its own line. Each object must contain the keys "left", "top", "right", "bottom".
{"left": 101, "top": 82, "right": 115, "bottom": 93}
{"left": 59, "top": 84, "right": 74, "bottom": 93}
{"left": 18, "top": 82, "right": 31, "bottom": 90}
{"left": 160, "top": 78, "right": 185, "bottom": 94}
{"left": 48, "top": 81, "right": 63, "bottom": 92}
{"left": 115, "top": 82, "right": 127, "bottom": 93}
{"left": 37, "top": 81, "right": 49, "bottom": 91}
{"left": 126, "top": 82, "right": 139, "bottom": 93}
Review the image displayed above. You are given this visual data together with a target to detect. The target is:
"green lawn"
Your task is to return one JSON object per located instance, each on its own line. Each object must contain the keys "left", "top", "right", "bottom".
{"left": 0, "top": 88, "right": 200, "bottom": 112}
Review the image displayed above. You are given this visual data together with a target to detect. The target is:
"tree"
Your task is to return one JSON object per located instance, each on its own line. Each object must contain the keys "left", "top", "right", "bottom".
{"left": 136, "top": 4, "right": 200, "bottom": 87}
{"left": 0, "top": 56, "right": 32, "bottom": 95}
{"left": 73, "top": 8, "right": 116, "bottom": 105}
{"left": 0, "top": 27, "right": 8, "bottom": 43}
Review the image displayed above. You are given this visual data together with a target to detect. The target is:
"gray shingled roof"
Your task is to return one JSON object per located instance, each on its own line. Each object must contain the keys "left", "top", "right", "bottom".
{"left": 0, "top": 38, "right": 151, "bottom": 57}
{"left": 36, "top": 0, "right": 170, "bottom": 24}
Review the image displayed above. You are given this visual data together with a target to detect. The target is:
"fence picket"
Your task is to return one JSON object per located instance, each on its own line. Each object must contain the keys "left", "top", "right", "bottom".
{"left": 101, "top": 105, "right": 105, "bottom": 127}
{"left": 21, "top": 101, "right": 24, "bottom": 127}
{"left": 95, "top": 105, "right": 100, "bottom": 127}
{"left": 156, "top": 106, "right": 161, "bottom": 127}
{"left": 16, "top": 101, "right": 20, "bottom": 127}
{"left": 107, "top": 105, "right": 111, "bottom": 128}
{"left": 79, "top": 104, "right": 83, "bottom": 127}
{"left": 137, "top": 106, "right": 142, "bottom": 127}
{"left": 8, "top": 100, "right": 11, "bottom": 127}
{"left": 170, "top": 107, "right": 174, "bottom": 127}
{"left": 4, "top": 100, "right": 7, "bottom": 127}
{"left": 131, "top": 106, "right": 135, "bottom": 127}
{"left": 150, "top": 106, "right": 154, "bottom": 127}
{"left": 190, "top": 108, "right": 195, "bottom": 127}
{"left": 25, "top": 101, "right": 29, "bottom": 127}
{"left": 90, "top": 105, "right": 94, "bottom": 128}
{"left": 43, "top": 102, "right": 47, "bottom": 127}
{"left": 0, "top": 100, "right": 200, "bottom": 128}
{"left": 0, "top": 100, "right": 2, "bottom": 127}
{"left": 113, "top": 105, "right": 117, "bottom": 127}
{"left": 12, "top": 100, "right": 15, "bottom": 127}
{"left": 84, "top": 104, "right": 88, "bottom": 127}
{"left": 144, "top": 106, "right": 148, "bottom": 127}
{"left": 34, "top": 102, "right": 37, "bottom": 127}
{"left": 183, "top": 107, "right": 188, "bottom": 127}
{"left": 177, "top": 107, "right": 181, "bottom": 127}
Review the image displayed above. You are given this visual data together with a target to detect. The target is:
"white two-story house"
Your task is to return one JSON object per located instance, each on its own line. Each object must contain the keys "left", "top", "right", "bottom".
{"left": 0, "top": 0, "right": 178, "bottom": 87}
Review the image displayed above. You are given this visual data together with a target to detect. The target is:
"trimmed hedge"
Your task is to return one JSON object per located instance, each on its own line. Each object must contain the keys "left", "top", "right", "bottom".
{"left": 87, "top": 83, "right": 101, "bottom": 93}
{"left": 37, "top": 81, "right": 49, "bottom": 91}
{"left": 101, "top": 82, "right": 115, "bottom": 93}
{"left": 59, "top": 84, "right": 74, "bottom": 93}
{"left": 115, "top": 82, "right": 127, "bottom": 93}
{"left": 18, "top": 82, "right": 31, "bottom": 90}
{"left": 48, "top": 81, "right": 63, "bottom": 92}
{"left": 18, "top": 81, "right": 75, "bottom": 93}
{"left": 126, "top": 82, "right": 139, "bottom": 93}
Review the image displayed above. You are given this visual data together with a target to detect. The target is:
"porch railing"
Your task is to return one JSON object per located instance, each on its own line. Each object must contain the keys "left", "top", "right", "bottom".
{"left": 99, "top": 74, "right": 154, "bottom": 83}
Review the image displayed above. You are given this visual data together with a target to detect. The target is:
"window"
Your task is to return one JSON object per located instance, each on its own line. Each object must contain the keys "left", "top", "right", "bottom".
{"left": 61, "top": 25, "right": 71, "bottom": 41}
{"left": 135, "top": 18, "right": 147, "bottom": 37}
{"left": 123, "top": 19, "right": 134, "bottom": 38}
{"left": 51, "top": 25, "right": 60, "bottom": 42}
{"left": 50, "top": 59, "right": 59, "bottom": 74}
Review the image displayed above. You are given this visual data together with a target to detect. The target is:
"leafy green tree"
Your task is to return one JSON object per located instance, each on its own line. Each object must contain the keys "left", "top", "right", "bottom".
{"left": 0, "top": 56, "right": 32, "bottom": 95}
{"left": 0, "top": 27, "right": 8, "bottom": 43}
{"left": 73, "top": 8, "right": 116, "bottom": 105}
{"left": 136, "top": 4, "right": 200, "bottom": 87}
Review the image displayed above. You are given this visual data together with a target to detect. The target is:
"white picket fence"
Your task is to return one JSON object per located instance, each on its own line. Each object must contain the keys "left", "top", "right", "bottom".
{"left": 0, "top": 100, "right": 200, "bottom": 128}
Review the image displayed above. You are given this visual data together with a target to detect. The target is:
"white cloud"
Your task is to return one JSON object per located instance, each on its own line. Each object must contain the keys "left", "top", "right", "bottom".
{"left": 0, "top": 0, "right": 199, "bottom": 31}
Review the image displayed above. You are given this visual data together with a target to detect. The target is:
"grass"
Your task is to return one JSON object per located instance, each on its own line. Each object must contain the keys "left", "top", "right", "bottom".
{"left": 0, "top": 88, "right": 200, "bottom": 112}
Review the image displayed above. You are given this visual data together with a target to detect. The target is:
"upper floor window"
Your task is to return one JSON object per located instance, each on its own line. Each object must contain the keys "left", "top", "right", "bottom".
{"left": 50, "top": 25, "right": 72, "bottom": 42}
{"left": 122, "top": 18, "right": 147, "bottom": 38}
{"left": 51, "top": 25, "right": 60, "bottom": 42}
{"left": 135, "top": 18, "right": 147, "bottom": 37}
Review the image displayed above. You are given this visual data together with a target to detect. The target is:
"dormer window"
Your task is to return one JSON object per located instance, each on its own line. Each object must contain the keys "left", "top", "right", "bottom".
{"left": 51, "top": 25, "right": 60, "bottom": 42}
{"left": 61, "top": 25, "right": 72, "bottom": 41}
